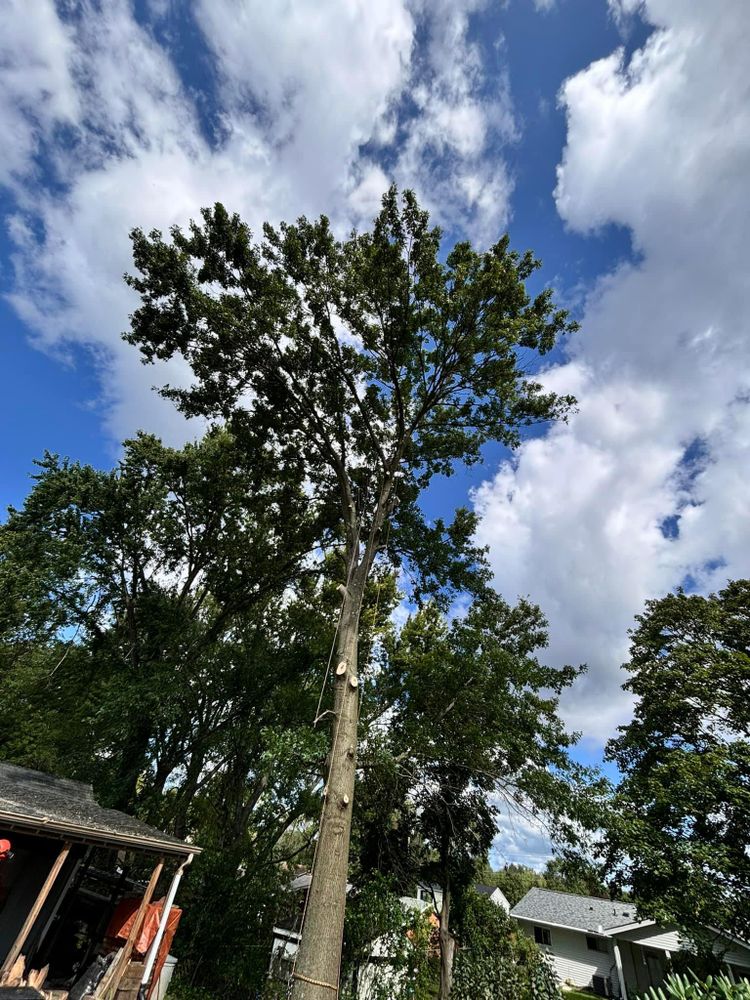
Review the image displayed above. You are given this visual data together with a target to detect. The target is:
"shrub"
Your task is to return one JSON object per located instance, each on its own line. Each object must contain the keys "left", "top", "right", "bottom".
{"left": 638, "top": 972, "right": 750, "bottom": 999}
{"left": 451, "top": 893, "right": 562, "bottom": 1000}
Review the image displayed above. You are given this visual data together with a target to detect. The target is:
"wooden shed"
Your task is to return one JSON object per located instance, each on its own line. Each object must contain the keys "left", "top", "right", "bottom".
{"left": 0, "top": 763, "right": 200, "bottom": 1000}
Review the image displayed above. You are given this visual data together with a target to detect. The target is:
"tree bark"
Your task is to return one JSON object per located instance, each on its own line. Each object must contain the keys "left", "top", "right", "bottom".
{"left": 291, "top": 578, "right": 362, "bottom": 1000}
{"left": 438, "top": 875, "right": 455, "bottom": 1000}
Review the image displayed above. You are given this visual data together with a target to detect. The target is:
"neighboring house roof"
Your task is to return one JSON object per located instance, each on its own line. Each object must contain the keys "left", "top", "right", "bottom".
{"left": 475, "top": 883, "right": 499, "bottom": 896}
{"left": 0, "top": 762, "right": 199, "bottom": 856}
{"left": 511, "top": 887, "right": 637, "bottom": 934}
{"left": 475, "top": 884, "right": 510, "bottom": 909}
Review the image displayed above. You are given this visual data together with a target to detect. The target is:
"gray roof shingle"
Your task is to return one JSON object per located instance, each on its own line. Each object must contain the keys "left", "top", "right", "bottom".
{"left": 510, "top": 887, "right": 638, "bottom": 933}
{"left": 475, "top": 884, "right": 499, "bottom": 896}
{"left": 0, "top": 762, "right": 199, "bottom": 856}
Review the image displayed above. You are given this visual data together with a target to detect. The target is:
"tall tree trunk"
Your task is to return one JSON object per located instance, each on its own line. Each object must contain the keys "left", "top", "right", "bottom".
{"left": 111, "top": 714, "right": 153, "bottom": 810}
{"left": 438, "top": 873, "right": 455, "bottom": 1000}
{"left": 291, "top": 578, "right": 362, "bottom": 999}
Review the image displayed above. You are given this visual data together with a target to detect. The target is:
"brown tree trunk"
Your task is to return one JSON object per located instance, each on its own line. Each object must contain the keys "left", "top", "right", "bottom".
{"left": 438, "top": 876, "right": 455, "bottom": 1000}
{"left": 291, "top": 579, "right": 362, "bottom": 1000}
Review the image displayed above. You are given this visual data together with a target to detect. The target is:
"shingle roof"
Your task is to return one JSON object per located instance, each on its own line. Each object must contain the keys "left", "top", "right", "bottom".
{"left": 475, "top": 884, "right": 499, "bottom": 896}
{"left": 510, "top": 887, "right": 638, "bottom": 933}
{"left": 0, "top": 762, "right": 199, "bottom": 856}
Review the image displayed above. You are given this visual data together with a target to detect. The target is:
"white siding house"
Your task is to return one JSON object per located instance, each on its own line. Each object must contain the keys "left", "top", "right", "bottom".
{"left": 511, "top": 888, "right": 750, "bottom": 999}
{"left": 270, "top": 879, "right": 508, "bottom": 996}
{"left": 533, "top": 924, "right": 615, "bottom": 989}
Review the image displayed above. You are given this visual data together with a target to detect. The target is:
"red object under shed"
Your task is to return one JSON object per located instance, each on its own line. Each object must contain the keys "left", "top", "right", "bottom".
{"left": 107, "top": 896, "right": 182, "bottom": 997}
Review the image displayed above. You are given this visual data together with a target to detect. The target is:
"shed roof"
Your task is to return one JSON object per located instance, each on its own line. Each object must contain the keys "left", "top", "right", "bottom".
{"left": 0, "top": 762, "right": 199, "bottom": 857}
{"left": 510, "top": 887, "right": 637, "bottom": 933}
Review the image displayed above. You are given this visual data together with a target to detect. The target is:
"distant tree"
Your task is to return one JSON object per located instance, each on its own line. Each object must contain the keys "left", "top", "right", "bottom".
{"left": 542, "top": 855, "right": 609, "bottom": 899}
{"left": 124, "top": 186, "right": 577, "bottom": 997}
{"left": 479, "top": 865, "right": 545, "bottom": 908}
{"left": 605, "top": 581, "right": 750, "bottom": 942}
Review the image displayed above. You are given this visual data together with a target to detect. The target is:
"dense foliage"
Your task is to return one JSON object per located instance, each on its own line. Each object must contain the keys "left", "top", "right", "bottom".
{"left": 606, "top": 582, "right": 750, "bottom": 943}
{"left": 122, "top": 185, "right": 579, "bottom": 995}
{"left": 0, "top": 431, "right": 333, "bottom": 995}
{"left": 360, "top": 596, "right": 601, "bottom": 993}
{"left": 451, "top": 893, "right": 561, "bottom": 1000}
{"left": 478, "top": 857, "right": 610, "bottom": 907}
{"left": 0, "top": 426, "right": 593, "bottom": 999}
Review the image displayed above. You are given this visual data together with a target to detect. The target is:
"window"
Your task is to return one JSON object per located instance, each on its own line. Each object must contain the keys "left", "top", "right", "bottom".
{"left": 534, "top": 926, "right": 551, "bottom": 946}
{"left": 586, "top": 935, "right": 609, "bottom": 953}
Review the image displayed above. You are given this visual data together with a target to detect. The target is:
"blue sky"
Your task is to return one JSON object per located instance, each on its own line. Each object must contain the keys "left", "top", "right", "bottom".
{"left": 0, "top": 0, "right": 644, "bottom": 508}
{"left": 1, "top": 0, "right": 749, "bottom": 866}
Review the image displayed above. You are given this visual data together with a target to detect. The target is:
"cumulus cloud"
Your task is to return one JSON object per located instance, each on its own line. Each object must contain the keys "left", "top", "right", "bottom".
{"left": 0, "top": 0, "right": 78, "bottom": 186}
{"left": 476, "top": 0, "right": 750, "bottom": 744}
{"left": 0, "top": 0, "right": 516, "bottom": 444}
{"left": 389, "top": 0, "right": 517, "bottom": 243}
{"left": 491, "top": 802, "right": 554, "bottom": 870}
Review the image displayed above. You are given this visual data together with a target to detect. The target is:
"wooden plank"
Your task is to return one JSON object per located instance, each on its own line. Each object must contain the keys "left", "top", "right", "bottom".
{"left": 97, "top": 861, "right": 163, "bottom": 1000}
{"left": 27, "top": 963, "right": 49, "bottom": 988}
{"left": 117, "top": 962, "right": 145, "bottom": 988}
{"left": 0, "top": 843, "right": 72, "bottom": 982}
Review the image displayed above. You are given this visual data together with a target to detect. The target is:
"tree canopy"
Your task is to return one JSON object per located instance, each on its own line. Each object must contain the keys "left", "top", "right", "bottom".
{"left": 605, "top": 581, "right": 750, "bottom": 943}
{"left": 123, "top": 185, "right": 579, "bottom": 997}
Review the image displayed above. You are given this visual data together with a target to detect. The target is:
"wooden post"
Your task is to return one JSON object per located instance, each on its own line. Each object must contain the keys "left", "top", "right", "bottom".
{"left": 99, "top": 858, "right": 164, "bottom": 1000}
{"left": 0, "top": 841, "right": 71, "bottom": 982}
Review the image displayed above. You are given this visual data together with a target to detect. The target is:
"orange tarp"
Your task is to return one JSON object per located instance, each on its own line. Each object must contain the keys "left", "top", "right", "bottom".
{"left": 106, "top": 896, "right": 182, "bottom": 996}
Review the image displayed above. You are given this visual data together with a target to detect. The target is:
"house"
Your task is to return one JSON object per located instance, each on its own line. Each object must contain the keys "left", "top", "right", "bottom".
{"left": 474, "top": 884, "right": 511, "bottom": 913}
{"left": 511, "top": 887, "right": 750, "bottom": 999}
{"left": 0, "top": 762, "right": 200, "bottom": 999}
{"left": 270, "top": 878, "right": 508, "bottom": 994}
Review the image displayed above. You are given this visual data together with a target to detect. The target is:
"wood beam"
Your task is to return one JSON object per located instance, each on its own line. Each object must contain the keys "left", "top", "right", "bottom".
{"left": 0, "top": 841, "right": 72, "bottom": 982}
{"left": 98, "top": 858, "right": 164, "bottom": 1000}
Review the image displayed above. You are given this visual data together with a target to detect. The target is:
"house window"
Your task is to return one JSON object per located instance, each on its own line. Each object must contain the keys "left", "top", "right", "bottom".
{"left": 534, "top": 926, "right": 551, "bottom": 946}
{"left": 586, "top": 935, "right": 609, "bottom": 953}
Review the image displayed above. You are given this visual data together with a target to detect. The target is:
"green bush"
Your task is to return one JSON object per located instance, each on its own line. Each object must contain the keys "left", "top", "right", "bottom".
{"left": 451, "top": 893, "right": 562, "bottom": 1000}
{"left": 637, "top": 971, "right": 750, "bottom": 999}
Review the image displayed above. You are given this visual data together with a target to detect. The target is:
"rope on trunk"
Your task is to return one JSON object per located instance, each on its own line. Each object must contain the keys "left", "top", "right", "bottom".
{"left": 292, "top": 970, "right": 339, "bottom": 992}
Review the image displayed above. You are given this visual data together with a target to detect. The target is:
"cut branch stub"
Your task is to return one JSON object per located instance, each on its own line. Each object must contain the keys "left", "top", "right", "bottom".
{"left": 336, "top": 660, "right": 347, "bottom": 676}
{"left": 348, "top": 675, "right": 358, "bottom": 689}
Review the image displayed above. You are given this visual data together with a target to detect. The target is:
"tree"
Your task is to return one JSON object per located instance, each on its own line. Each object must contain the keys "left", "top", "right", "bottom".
{"left": 476, "top": 856, "right": 609, "bottom": 908}
{"left": 339, "top": 873, "right": 438, "bottom": 1000}
{"left": 0, "top": 429, "right": 321, "bottom": 811}
{"left": 365, "top": 592, "right": 596, "bottom": 998}
{"left": 605, "top": 581, "right": 750, "bottom": 943}
{"left": 451, "top": 891, "right": 561, "bottom": 1000}
{"left": 477, "top": 864, "right": 545, "bottom": 908}
{"left": 542, "top": 855, "right": 609, "bottom": 898}
{"left": 124, "top": 187, "right": 577, "bottom": 997}
{"left": 0, "top": 431, "right": 336, "bottom": 997}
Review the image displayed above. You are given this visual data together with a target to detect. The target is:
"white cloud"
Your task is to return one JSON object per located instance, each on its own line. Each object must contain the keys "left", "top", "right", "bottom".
{"left": 389, "top": 0, "right": 518, "bottom": 243}
{"left": 194, "top": 0, "right": 414, "bottom": 218}
{"left": 0, "top": 0, "right": 78, "bottom": 186}
{"left": 491, "top": 802, "right": 553, "bottom": 871}
{"left": 476, "top": 0, "right": 750, "bottom": 745}
{"left": 0, "top": 0, "right": 517, "bottom": 445}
